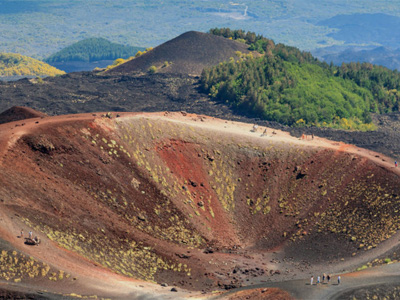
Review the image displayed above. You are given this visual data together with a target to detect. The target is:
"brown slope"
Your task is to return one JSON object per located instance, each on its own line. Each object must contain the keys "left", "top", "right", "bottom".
{"left": 0, "top": 106, "right": 47, "bottom": 125}
{"left": 1, "top": 112, "right": 400, "bottom": 298}
{"left": 224, "top": 288, "right": 294, "bottom": 300}
{"left": 107, "top": 31, "right": 251, "bottom": 75}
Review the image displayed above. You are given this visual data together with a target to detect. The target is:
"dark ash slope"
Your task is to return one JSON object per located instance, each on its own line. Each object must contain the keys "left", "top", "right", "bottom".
{"left": 108, "top": 31, "right": 250, "bottom": 75}
{"left": 0, "top": 106, "right": 47, "bottom": 125}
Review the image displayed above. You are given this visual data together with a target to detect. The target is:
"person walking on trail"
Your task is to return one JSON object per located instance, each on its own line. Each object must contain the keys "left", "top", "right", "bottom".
{"left": 310, "top": 276, "right": 314, "bottom": 285}
{"left": 395, "top": 161, "right": 398, "bottom": 167}
{"left": 327, "top": 274, "right": 331, "bottom": 283}
{"left": 312, "top": 133, "right": 314, "bottom": 140}
{"left": 317, "top": 276, "right": 320, "bottom": 284}
{"left": 322, "top": 273, "right": 326, "bottom": 283}
{"left": 28, "top": 231, "right": 32, "bottom": 239}
{"left": 338, "top": 275, "right": 341, "bottom": 284}
{"left": 262, "top": 128, "right": 267, "bottom": 136}
{"left": 20, "top": 229, "right": 23, "bottom": 238}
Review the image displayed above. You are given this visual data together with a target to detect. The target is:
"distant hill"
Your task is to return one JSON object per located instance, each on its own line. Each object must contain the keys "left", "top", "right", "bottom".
{"left": 314, "top": 46, "right": 400, "bottom": 70}
{"left": 319, "top": 13, "right": 400, "bottom": 48}
{"left": 45, "top": 38, "right": 145, "bottom": 63}
{"left": 0, "top": 53, "right": 65, "bottom": 77}
{"left": 107, "top": 31, "right": 251, "bottom": 75}
{"left": 0, "top": 106, "right": 47, "bottom": 125}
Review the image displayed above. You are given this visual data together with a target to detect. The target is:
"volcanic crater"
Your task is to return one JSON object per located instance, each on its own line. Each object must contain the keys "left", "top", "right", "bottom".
{"left": 0, "top": 111, "right": 400, "bottom": 299}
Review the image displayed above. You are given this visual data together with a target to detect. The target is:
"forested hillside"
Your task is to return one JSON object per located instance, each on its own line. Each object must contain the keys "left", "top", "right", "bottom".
{"left": 45, "top": 38, "right": 145, "bottom": 63}
{"left": 202, "top": 29, "right": 400, "bottom": 130}
{"left": 0, "top": 53, "right": 65, "bottom": 77}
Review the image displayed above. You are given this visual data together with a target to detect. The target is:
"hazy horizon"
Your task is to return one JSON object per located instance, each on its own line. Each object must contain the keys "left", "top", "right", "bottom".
{"left": 1, "top": 0, "right": 400, "bottom": 59}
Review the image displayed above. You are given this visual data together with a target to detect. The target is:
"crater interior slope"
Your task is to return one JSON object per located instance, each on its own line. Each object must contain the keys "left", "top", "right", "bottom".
{"left": 0, "top": 111, "right": 399, "bottom": 299}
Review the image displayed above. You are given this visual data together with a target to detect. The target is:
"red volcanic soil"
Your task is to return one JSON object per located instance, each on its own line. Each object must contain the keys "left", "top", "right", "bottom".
{"left": 0, "top": 111, "right": 400, "bottom": 299}
{"left": 108, "top": 31, "right": 251, "bottom": 75}
{"left": 157, "top": 139, "right": 239, "bottom": 246}
{"left": 0, "top": 106, "right": 47, "bottom": 125}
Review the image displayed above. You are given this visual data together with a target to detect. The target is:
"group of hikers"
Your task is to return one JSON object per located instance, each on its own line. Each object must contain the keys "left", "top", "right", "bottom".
{"left": 252, "top": 124, "right": 276, "bottom": 136}
{"left": 301, "top": 133, "right": 314, "bottom": 140}
{"left": 252, "top": 124, "right": 314, "bottom": 140}
{"left": 310, "top": 274, "right": 340, "bottom": 285}
{"left": 20, "top": 229, "right": 40, "bottom": 245}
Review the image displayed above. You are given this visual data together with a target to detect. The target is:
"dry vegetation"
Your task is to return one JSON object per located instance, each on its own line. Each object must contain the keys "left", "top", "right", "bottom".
{"left": 0, "top": 249, "right": 70, "bottom": 282}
